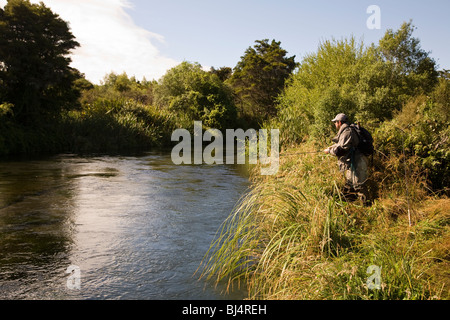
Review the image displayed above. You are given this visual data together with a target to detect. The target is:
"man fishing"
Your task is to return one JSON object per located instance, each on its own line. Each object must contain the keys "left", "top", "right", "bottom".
{"left": 324, "top": 113, "right": 370, "bottom": 204}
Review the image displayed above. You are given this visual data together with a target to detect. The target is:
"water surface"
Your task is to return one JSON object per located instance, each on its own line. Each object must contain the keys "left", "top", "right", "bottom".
{"left": 0, "top": 152, "right": 249, "bottom": 300}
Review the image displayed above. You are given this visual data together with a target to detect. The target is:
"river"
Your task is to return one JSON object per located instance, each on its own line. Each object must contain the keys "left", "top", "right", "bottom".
{"left": 0, "top": 151, "right": 250, "bottom": 300}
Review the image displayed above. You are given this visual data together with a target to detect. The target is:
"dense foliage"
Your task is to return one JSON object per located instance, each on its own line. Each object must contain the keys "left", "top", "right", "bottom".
{"left": 0, "top": 0, "right": 81, "bottom": 123}
{"left": 375, "top": 80, "right": 450, "bottom": 192}
{"left": 268, "top": 21, "right": 447, "bottom": 192}
{"left": 228, "top": 39, "right": 297, "bottom": 122}
{"left": 153, "top": 61, "right": 237, "bottom": 130}
{"left": 274, "top": 21, "right": 439, "bottom": 145}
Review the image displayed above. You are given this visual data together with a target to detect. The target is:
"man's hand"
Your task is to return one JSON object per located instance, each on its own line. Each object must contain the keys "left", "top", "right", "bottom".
{"left": 324, "top": 148, "right": 330, "bottom": 154}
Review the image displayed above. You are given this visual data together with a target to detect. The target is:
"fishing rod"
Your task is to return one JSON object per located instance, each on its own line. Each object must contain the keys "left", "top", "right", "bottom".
{"left": 280, "top": 151, "right": 323, "bottom": 156}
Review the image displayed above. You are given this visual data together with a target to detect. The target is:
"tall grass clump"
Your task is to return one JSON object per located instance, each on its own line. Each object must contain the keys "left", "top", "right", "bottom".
{"left": 199, "top": 142, "right": 449, "bottom": 300}
{"left": 61, "top": 98, "right": 177, "bottom": 153}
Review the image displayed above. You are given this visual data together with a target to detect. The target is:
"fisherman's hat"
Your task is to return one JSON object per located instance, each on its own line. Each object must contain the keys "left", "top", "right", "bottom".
{"left": 332, "top": 113, "right": 348, "bottom": 123}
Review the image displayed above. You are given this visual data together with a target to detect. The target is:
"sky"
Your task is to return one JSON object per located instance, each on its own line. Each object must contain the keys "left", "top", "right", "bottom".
{"left": 1, "top": 0, "right": 449, "bottom": 84}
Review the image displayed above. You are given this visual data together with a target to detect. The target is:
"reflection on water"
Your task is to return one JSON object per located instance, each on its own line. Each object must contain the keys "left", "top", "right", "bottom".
{"left": 0, "top": 152, "right": 250, "bottom": 300}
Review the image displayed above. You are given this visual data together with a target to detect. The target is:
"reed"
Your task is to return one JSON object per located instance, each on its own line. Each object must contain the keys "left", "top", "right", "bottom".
{"left": 61, "top": 99, "right": 177, "bottom": 153}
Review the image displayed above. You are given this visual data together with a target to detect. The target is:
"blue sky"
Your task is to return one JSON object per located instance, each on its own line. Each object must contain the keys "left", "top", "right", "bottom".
{"left": 3, "top": 0, "right": 448, "bottom": 83}
{"left": 126, "top": 0, "right": 450, "bottom": 72}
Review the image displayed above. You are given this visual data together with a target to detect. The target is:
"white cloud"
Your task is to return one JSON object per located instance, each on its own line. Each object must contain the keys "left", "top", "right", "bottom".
{"left": 1, "top": 0, "right": 178, "bottom": 83}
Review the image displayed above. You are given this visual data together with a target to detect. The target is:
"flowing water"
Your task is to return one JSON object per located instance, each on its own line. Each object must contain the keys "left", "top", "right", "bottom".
{"left": 0, "top": 151, "right": 250, "bottom": 300}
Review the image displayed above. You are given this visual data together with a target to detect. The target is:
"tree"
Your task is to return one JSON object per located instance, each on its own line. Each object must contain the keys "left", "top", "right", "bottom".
{"left": 0, "top": 0, "right": 80, "bottom": 122}
{"left": 229, "top": 39, "right": 297, "bottom": 120}
{"left": 80, "top": 72, "right": 155, "bottom": 106}
{"left": 378, "top": 20, "right": 439, "bottom": 96}
{"left": 153, "top": 62, "right": 237, "bottom": 130}
{"left": 210, "top": 67, "right": 232, "bottom": 82}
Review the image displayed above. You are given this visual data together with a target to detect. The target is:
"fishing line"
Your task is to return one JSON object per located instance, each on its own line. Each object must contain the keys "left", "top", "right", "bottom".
{"left": 280, "top": 151, "right": 323, "bottom": 156}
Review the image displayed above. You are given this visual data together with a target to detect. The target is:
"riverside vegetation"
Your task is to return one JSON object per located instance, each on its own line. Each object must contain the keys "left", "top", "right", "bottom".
{"left": 1, "top": 0, "right": 449, "bottom": 300}
{"left": 198, "top": 24, "right": 449, "bottom": 300}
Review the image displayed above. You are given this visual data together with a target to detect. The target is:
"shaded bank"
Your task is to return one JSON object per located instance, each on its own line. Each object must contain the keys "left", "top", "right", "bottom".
{"left": 0, "top": 99, "right": 177, "bottom": 156}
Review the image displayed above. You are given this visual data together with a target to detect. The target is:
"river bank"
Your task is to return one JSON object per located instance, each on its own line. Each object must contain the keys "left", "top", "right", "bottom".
{"left": 200, "top": 142, "right": 449, "bottom": 300}
{"left": 0, "top": 100, "right": 178, "bottom": 157}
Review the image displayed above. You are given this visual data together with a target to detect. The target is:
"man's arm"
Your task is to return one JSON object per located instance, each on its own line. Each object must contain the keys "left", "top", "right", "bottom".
{"left": 325, "top": 128, "right": 354, "bottom": 157}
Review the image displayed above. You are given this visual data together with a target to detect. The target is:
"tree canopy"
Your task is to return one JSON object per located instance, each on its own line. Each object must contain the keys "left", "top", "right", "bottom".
{"left": 153, "top": 61, "right": 237, "bottom": 130}
{"left": 228, "top": 39, "right": 297, "bottom": 121}
{"left": 0, "top": 0, "right": 81, "bottom": 122}
{"left": 378, "top": 20, "right": 439, "bottom": 97}
{"left": 275, "top": 21, "right": 440, "bottom": 144}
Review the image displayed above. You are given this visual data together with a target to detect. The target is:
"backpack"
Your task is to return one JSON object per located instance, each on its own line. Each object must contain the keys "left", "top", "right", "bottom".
{"left": 350, "top": 123, "right": 374, "bottom": 156}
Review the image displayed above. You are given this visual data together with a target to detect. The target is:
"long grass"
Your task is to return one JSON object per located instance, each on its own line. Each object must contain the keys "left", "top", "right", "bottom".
{"left": 61, "top": 99, "right": 177, "bottom": 153}
{"left": 199, "top": 142, "right": 449, "bottom": 300}
{"left": 0, "top": 98, "right": 178, "bottom": 156}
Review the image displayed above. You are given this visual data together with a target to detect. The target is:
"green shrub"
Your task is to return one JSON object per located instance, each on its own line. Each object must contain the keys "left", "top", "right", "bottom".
{"left": 375, "top": 93, "right": 449, "bottom": 193}
{"left": 153, "top": 62, "right": 238, "bottom": 130}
